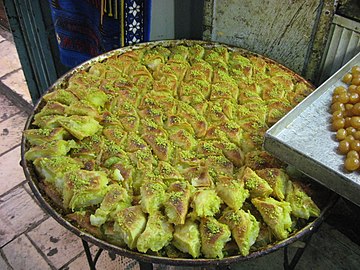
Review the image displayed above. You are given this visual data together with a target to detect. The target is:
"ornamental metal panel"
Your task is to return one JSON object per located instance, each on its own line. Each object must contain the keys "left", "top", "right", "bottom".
{"left": 318, "top": 14, "right": 360, "bottom": 84}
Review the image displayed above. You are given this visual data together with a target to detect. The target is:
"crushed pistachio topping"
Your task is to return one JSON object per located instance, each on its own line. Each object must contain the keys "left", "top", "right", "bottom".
{"left": 180, "top": 151, "right": 196, "bottom": 160}
{"left": 169, "top": 191, "right": 183, "bottom": 203}
{"left": 190, "top": 69, "right": 203, "bottom": 77}
{"left": 155, "top": 136, "right": 168, "bottom": 147}
{"left": 205, "top": 51, "right": 220, "bottom": 61}
{"left": 192, "top": 95, "right": 204, "bottom": 104}
{"left": 112, "top": 128, "right": 125, "bottom": 139}
{"left": 37, "top": 129, "right": 53, "bottom": 136}
{"left": 106, "top": 140, "right": 122, "bottom": 154}
{"left": 224, "top": 142, "right": 237, "bottom": 151}
{"left": 144, "top": 97, "right": 157, "bottom": 107}
{"left": 68, "top": 172, "right": 89, "bottom": 190}
{"left": 206, "top": 220, "right": 221, "bottom": 235}
{"left": 160, "top": 163, "right": 174, "bottom": 175}
{"left": 202, "top": 142, "right": 217, "bottom": 152}
{"left": 26, "top": 42, "right": 318, "bottom": 259}
{"left": 143, "top": 119, "right": 158, "bottom": 129}
{"left": 130, "top": 135, "right": 145, "bottom": 146}
{"left": 121, "top": 102, "right": 133, "bottom": 112}
{"left": 194, "top": 80, "right": 210, "bottom": 89}
{"left": 227, "top": 212, "right": 241, "bottom": 223}
{"left": 147, "top": 182, "right": 164, "bottom": 193}
{"left": 270, "top": 109, "right": 286, "bottom": 119}
{"left": 135, "top": 148, "right": 151, "bottom": 161}
{"left": 246, "top": 176, "right": 259, "bottom": 189}
{"left": 149, "top": 108, "right": 162, "bottom": 117}
{"left": 211, "top": 103, "right": 223, "bottom": 114}
{"left": 225, "top": 121, "right": 239, "bottom": 131}
{"left": 169, "top": 115, "right": 181, "bottom": 124}
{"left": 212, "top": 155, "right": 230, "bottom": 165}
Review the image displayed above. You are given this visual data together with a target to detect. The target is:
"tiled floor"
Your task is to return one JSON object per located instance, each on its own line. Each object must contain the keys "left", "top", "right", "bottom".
{"left": 0, "top": 27, "right": 360, "bottom": 270}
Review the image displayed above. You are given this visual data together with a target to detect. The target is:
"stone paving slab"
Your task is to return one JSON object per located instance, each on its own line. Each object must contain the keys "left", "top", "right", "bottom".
{"left": 0, "top": 255, "right": 11, "bottom": 270}
{"left": 0, "top": 216, "right": 16, "bottom": 250}
{"left": 0, "top": 91, "right": 21, "bottom": 120}
{"left": 302, "top": 223, "right": 360, "bottom": 269}
{"left": 2, "top": 234, "right": 52, "bottom": 270}
{"left": 230, "top": 222, "right": 360, "bottom": 270}
{"left": 64, "top": 246, "right": 140, "bottom": 270}
{"left": 0, "top": 111, "right": 28, "bottom": 154}
{"left": 0, "top": 28, "right": 13, "bottom": 42}
{"left": 0, "top": 186, "right": 47, "bottom": 247}
{"left": 1, "top": 69, "right": 32, "bottom": 104}
{"left": 0, "top": 40, "right": 22, "bottom": 78}
{"left": 24, "top": 181, "right": 35, "bottom": 197}
{"left": 27, "top": 217, "right": 85, "bottom": 269}
{"left": 0, "top": 146, "right": 26, "bottom": 194}
{"left": 95, "top": 252, "right": 140, "bottom": 270}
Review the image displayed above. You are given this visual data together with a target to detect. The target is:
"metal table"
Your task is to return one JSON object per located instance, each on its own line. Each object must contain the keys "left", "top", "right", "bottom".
{"left": 264, "top": 52, "right": 360, "bottom": 207}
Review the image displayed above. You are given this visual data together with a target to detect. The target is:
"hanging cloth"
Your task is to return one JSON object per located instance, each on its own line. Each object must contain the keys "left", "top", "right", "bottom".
{"left": 48, "top": 0, "right": 151, "bottom": 68}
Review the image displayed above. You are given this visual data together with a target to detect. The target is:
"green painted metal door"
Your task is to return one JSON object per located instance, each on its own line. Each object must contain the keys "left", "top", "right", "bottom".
{"left": 4, "top": 0, "right": 69, "bottom": 104}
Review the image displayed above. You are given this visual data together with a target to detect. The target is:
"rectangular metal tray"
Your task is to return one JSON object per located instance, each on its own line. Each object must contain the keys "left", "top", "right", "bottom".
{"left": 264, "top": 52, "right": 360, "bottom": 207}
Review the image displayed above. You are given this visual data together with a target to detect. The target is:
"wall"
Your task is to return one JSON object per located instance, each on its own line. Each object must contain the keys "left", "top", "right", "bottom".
{"left": 150, "top": 0, "right": 204, "bottom": 41}
{"left": 203, "top": 0, "right": 336, "bottom": 84}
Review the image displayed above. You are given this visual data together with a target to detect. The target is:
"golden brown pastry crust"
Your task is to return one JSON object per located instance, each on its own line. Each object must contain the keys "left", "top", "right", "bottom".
{"left": 25, "top": 42, "right": 317, "bottom": 259}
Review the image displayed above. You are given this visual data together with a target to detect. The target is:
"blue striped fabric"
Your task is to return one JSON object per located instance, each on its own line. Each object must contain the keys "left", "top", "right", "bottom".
{"left": 48, "top": 0, "right": 151, "bottom": 68}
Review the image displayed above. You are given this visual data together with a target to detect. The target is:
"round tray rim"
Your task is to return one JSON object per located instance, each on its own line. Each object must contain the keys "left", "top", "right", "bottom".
{"left": 21, "top": 39, "right": 335, "bottom": 266}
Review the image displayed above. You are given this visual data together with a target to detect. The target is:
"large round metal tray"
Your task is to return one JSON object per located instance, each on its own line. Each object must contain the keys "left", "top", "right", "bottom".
{"left": 21, "top": 40, "right": 337, "bottom": 267}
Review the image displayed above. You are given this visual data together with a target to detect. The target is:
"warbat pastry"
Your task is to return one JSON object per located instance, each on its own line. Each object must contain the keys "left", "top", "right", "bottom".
{"left": 24, "top": 41, "right": 319, "bottom": 259}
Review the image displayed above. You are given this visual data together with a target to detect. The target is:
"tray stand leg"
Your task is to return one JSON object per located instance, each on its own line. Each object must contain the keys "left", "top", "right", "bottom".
{"left": 283, "top": 194, "right": 339, "bottom": 270}
{"left": 138, "top": 261, "right": 154, "bottom": 270}
{"left": 81, "top": 239, "right": 104, "bottom": 270}
{"left": 283, "top": 232, "right": 313, "bottom": 270}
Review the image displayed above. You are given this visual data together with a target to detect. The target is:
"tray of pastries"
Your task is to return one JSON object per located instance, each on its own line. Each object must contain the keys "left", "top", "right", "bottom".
{"left": 21, "top": 40, "right": 334, "bottom": 264}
